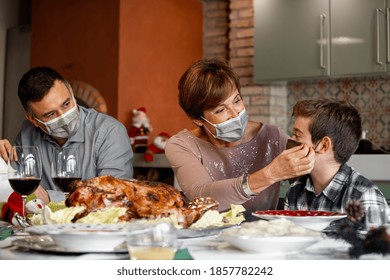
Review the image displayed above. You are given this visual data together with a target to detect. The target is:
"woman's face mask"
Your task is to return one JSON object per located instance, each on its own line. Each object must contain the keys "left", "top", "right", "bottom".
{"left": 201, "top": 109, "right": 248, "bottom": 142}
{"left": 35, "top": 103, "right": 81, "bottom": 138}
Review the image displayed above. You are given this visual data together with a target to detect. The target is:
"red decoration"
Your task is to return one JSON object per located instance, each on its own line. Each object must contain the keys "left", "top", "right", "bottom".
{"left": 144, "top": 132, "right": 170, "bottom": 162}
{"left": 128, "top": 107, "right": 152, "bottom": 153}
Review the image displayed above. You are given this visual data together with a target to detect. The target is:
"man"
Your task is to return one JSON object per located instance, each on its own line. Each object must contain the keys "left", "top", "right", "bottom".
{"left": 0, "top": 66, "right": 134, "bottom": 203}
{"left": 285, "top": 99, "right": 388, "bottom": 221}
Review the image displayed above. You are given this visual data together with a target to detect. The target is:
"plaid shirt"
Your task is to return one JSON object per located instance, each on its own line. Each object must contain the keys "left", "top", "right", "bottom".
{"left": 284, "top": 163, "right": 388, "bottom": 216}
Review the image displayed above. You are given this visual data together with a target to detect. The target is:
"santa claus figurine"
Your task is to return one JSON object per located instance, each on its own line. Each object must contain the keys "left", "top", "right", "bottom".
{"left": 144, "top": 132, "right": 170, "bottom": 162}
{"left": 0, "top": 192, "right": 44, "bottom": 225}
{"left": 128, "top": 107, "right": 152, "bottom": 153}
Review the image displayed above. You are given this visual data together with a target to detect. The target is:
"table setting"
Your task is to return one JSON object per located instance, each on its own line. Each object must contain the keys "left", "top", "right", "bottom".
{"left": 2, "top": 207, "right": 390, "bottom": 260}
{"left": 1, "top": 145, "right": 390, "bottom": 260}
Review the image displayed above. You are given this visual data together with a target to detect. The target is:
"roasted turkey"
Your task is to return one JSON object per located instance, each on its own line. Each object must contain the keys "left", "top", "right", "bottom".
{"left": 66, "top": 175, "right": 218, "bottom": 228}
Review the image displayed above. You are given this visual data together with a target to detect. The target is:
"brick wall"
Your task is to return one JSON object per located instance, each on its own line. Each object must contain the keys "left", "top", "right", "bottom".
{"left": 203, "top": 0, "right": 229, "bottom": 61}
{"left": 202, "top": 0, "right": 288, "bottom": 130}
{"left": 203, "top": 0, "right": 389, "bottom": 149}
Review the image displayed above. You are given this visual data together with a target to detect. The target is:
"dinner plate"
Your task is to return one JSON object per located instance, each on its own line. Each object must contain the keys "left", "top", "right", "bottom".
{"left": 252, "top": 210, "right": 347, "bottom": 231}
{"left": 25, "top": 224, "right": 129, "bottom": 252}
{"left": 220, "top": 227, "right": 322, "bottom": 255}
{"left": 178, "top": 225, "right": 234, "bottom": 239}
{"left": 12, "top": 235, "right": 128, "bottom": 253}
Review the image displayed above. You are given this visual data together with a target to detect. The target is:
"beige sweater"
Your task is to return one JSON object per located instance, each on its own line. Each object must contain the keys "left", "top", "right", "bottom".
{"left": 165, "top": 123, "right": 288, "bottom": 218}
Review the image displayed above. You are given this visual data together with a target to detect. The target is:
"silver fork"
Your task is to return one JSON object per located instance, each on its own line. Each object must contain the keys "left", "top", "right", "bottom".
{"left": 13, "top": 213, "right": 33, "bottom": 228}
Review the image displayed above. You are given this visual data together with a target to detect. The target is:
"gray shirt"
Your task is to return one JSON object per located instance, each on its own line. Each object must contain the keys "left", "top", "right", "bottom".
{"left": 15, "top": 106, "right": 134, "bottom": 200}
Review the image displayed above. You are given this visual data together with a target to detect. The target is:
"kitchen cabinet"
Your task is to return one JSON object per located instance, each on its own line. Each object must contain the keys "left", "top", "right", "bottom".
{"left": 254, "top": 0, "right": 390, "bottom": 82}
{"left": 331, "top": 0, "right": 386, "bottom": 76}
{"left": 254, "top": 0, "right": 330, "bottom": 81}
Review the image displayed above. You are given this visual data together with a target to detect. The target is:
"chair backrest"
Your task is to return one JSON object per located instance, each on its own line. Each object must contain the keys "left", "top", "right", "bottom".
{"left": 69, "top": 80, "right": 108, "bottom": 113}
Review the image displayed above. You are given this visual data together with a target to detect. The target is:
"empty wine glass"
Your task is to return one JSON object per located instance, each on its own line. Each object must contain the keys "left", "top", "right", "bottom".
{"left": 8, "top": 146, "right": 42, "bottom": 218}
{"left": 51, "top": 147, "right": 81, "bottom": 197}
{"left": 365, "top": 205, "right": 389, "bottom": 230}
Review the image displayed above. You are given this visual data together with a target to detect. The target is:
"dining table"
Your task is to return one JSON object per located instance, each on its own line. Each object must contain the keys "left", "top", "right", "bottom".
{"left": 1, "top": 225, "right": 389, "bottom": 261}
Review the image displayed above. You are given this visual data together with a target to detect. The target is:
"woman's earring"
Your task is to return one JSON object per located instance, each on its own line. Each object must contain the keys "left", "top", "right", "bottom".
{"left": 193, "top": 120, "right": 203, "bottom": 127}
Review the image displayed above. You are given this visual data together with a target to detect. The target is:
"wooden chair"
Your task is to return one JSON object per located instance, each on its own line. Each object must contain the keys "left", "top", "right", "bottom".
{"left": 69, "top": 81, "right": 107, "bottom": 113}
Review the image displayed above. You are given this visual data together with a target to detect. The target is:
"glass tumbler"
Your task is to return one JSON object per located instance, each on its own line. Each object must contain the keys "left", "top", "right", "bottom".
{"left": 126, "top": 222, "right": 178, "bottom": 260}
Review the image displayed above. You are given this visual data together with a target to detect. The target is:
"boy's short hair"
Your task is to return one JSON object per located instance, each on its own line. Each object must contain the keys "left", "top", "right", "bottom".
{"left": 292, "top": 99, "right": 362, "bottom": 164}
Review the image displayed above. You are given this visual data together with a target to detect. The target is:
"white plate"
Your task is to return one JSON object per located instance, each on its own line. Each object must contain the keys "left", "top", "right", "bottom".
{"left": 220, "top": 228, "right": 322, "bottom": 255}
{"left": 178, "top": 225, "right": 234, "bottom": 239}
{"left": 12, "top": 235, "right": 128, "bottom": 253}
{"left": 252, "top": 210, "right": 347, "bottom": 231}
{"left": 25, "top": 224, "right": 129, "bottom": 252}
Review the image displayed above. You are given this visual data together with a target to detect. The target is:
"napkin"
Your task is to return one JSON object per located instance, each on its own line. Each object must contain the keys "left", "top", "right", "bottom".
{"left": 0, "top": 227, "right": 12, "bottom": 241}
{"left": 0, "top": 158, "right": 13, "bottom": 202}
{"left": 174, "top": 248, "right": 193, "bottom": 260}
{"left": 0, "top": 157, "right": 7, "bottom": 173}
{"left": 359, "top": 253, "right": 390, "bottom": 260}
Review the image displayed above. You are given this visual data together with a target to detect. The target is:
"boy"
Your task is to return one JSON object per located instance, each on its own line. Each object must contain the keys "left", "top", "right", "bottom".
{"left": 285, "top": 99, "right": 388, "bottom": 221}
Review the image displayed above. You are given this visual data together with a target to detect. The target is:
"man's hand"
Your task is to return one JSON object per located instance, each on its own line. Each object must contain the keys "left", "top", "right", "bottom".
{"left": 33, "top": 186, "right": 50, "bottom": 205}
{"left": 0, "top": 139, "right": 13, "bottom": 162}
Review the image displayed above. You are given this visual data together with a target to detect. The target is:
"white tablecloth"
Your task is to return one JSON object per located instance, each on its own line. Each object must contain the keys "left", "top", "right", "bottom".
{"left": 181, "top": 235, "right": 352, "bottom": 260}
{"left": 0, "top": 235, "right": 129, "bottom": 260}
{"left": 2, "top": 233, "right": 390, "bottom": 260}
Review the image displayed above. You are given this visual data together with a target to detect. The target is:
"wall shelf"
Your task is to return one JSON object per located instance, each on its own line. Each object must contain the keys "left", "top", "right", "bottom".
{"left": 132, "top": 153, "right": 180, "bottom": 190}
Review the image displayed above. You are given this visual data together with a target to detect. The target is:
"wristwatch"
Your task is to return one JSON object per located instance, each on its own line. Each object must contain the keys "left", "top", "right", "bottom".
{"left": 242, "top": 174, "right": 256, "bottom": 196}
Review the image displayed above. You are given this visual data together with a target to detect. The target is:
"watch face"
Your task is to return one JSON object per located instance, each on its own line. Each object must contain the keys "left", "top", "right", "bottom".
{"left": 286, "top": 139, "right": 301, "bottom": 150}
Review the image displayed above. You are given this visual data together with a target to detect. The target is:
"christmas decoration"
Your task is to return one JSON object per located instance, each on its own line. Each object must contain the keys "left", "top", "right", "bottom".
{"left": 144, "top": 132, "right": 170, "bottom": 162}
{"left": 128, "top": 107, "right": 152, "bottom": 153}
{"left": 1, "top": 192, "right": 44, "bottom": 225}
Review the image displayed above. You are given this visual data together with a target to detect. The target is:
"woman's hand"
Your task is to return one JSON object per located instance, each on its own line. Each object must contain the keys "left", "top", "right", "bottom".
{"left": 263, "top": 143, "right": 315, "bottom": 183}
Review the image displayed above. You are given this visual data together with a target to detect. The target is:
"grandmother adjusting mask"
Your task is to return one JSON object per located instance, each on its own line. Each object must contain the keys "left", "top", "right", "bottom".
{"left": 35, "top": 100, "right": 81, "bottom": 139}
{"left": 201, "top": 109, "right": 248, "bottom": 142}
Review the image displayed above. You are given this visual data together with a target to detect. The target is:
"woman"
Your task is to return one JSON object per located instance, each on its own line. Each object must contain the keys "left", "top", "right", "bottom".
{"left": 165, "top": 59, "right": 315, "bottom": 219}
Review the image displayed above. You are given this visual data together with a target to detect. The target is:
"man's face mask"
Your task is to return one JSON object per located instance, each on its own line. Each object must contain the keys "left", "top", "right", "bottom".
{"left": 201, "top": 109, "right": 248, "bottom": 142}
{"left": 35, "top": 102, "right": 80, "bottom": 139}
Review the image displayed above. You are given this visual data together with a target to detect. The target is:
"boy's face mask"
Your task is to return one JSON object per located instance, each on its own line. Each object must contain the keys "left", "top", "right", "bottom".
{"left": 201, "top": 109, "right": 248, "bottom": 142}
{"left": 286, "top": 138, "right": 322, "bottom": 153}
{"left": 35, "top": 103, "right": 80, "bottom": 139}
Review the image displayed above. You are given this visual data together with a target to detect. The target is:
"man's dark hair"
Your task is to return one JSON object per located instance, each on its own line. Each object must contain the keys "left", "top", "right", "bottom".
{"left": 17, "top": 66, "right": 70, "bottom": 112}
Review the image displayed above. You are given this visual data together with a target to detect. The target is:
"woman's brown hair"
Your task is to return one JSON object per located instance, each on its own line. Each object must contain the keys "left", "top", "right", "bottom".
{"left": 178, "top": 59, "right": 241, "bottom": 119}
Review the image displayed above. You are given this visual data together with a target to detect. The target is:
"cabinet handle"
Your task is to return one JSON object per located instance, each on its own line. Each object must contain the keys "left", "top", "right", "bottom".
{"left": 387, "top": 8, "right": 390, "bottom": 63}
{"left": 320, "top": 14, "right": 326, "bottom": 69}
{"left": 377, "top": 9, "right": 383, "bottom": 65}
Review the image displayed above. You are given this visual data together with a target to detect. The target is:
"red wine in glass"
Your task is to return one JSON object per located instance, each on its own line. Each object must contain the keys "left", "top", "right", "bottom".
{"left": 52, "top": 177, "right": 81, "bottom": 193}
{"left": 8, "top": 146, "right": 42, "bottom": 218}
{"left": 51, "top": 147, "right": 81, "bottom": 197}
{"left": 8, "top": 178, "right": 40, "bottom": 196}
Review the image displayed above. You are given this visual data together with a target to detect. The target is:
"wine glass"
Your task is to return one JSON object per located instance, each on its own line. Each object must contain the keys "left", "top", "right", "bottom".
{"left": 51, "top": 147, "right": 81, "bottom": 197}
{"left": 365, "top": 205, "right": 389, "bottom": 230}
{"left": 8, "top": 146, "right": 42, "bottom": 218}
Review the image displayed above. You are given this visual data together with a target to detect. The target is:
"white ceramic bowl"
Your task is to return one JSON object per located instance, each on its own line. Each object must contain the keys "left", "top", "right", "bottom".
{"left": 220, "top": 225, "right": 322, "bottom": 255}
{"left": 252, "top": 210, "right": 347, "bottom": 231}
{"left": 26, "top": 224, "right": 128, "bottom": 252}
